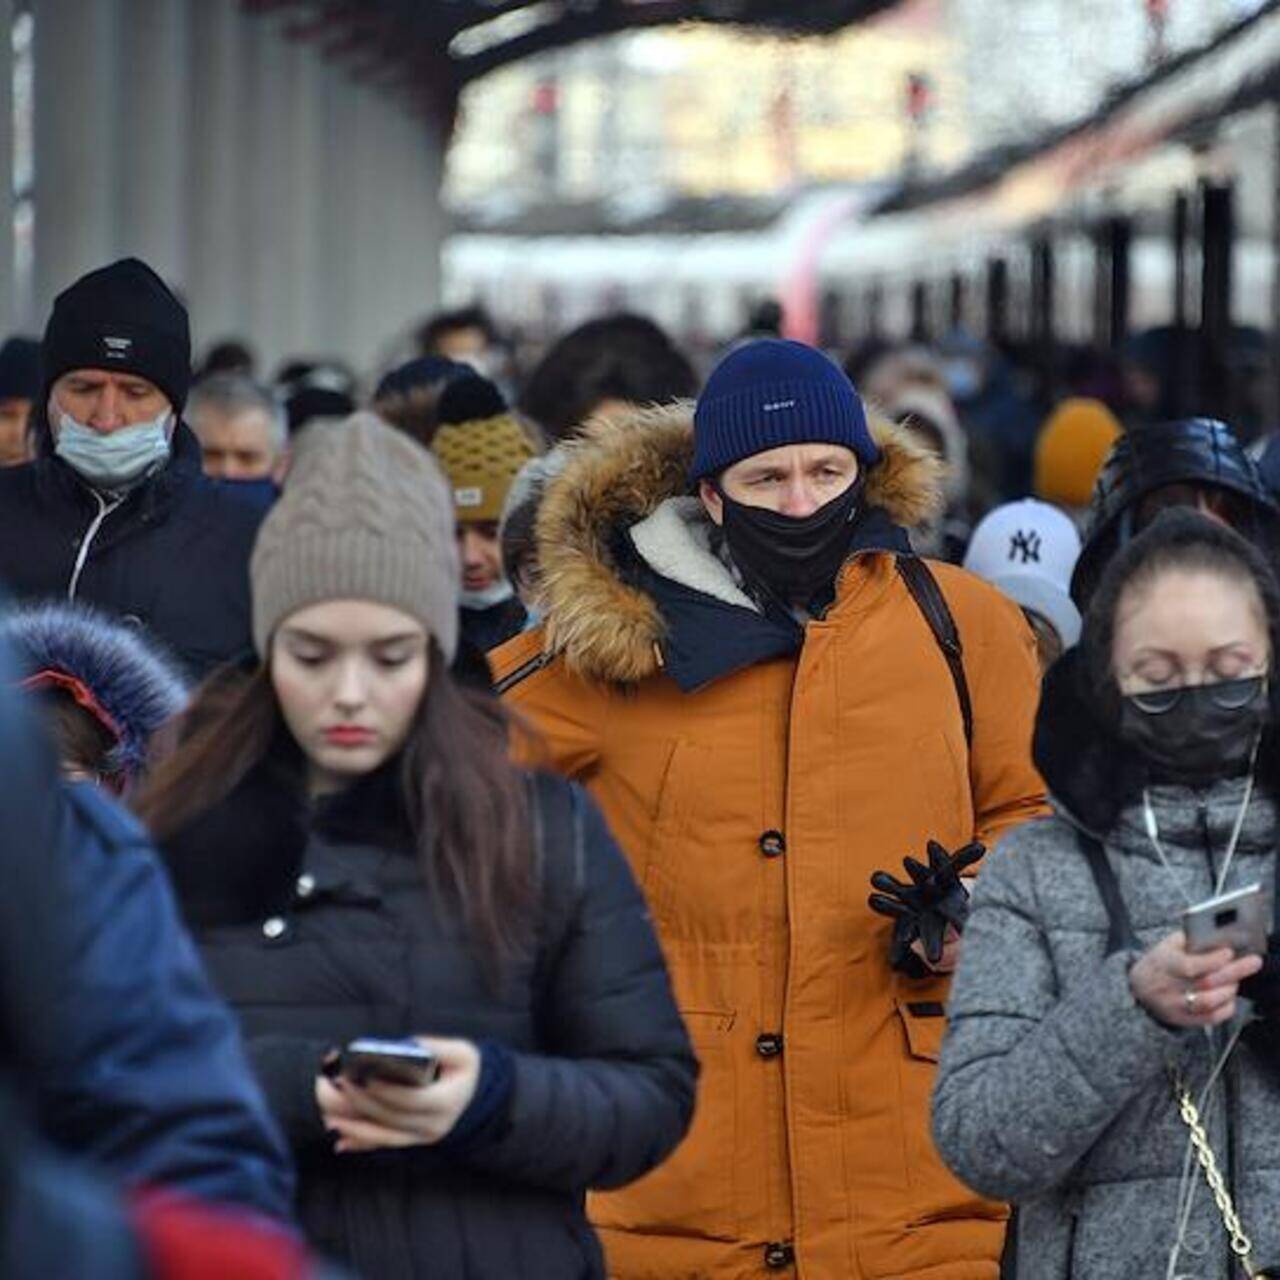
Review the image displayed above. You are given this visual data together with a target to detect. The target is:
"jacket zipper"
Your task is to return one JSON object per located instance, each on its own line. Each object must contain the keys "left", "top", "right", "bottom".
{"left": 493, "top": 649, "right": 552, "bottom": 696}
{"left": 67, "top": 491, "right": 124, "bottom": 601}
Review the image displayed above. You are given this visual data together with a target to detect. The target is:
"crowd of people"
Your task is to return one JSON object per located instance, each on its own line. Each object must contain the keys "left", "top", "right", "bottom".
{"left": 4, "top": 254, "right": 1280, "bottom": 1280}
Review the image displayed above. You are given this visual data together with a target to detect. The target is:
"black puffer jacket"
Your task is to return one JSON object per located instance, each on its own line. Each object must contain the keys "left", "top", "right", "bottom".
{"left": 158, "top": 757, "right": 697, "bottom": 1280}
{"left": 0, "top": 424, "right": 262, "bottom": 679}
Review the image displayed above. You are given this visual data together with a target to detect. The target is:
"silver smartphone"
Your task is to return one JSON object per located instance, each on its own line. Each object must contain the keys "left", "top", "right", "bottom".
{"left": 1182, "top": 882, "right": 1269, "bottom": 956}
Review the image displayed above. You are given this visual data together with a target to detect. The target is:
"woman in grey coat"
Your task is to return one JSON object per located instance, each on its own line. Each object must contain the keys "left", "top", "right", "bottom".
{"left": 934, "top": 509, "right": 1280, "bottom": 1280}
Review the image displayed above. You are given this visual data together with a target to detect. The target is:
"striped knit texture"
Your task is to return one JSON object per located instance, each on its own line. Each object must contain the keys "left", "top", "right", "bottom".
{"left": 251, "top": 412, "right": 460, "bottom": 659}
{"left": 690, "top": 338, "right": 879, "bottom": 480}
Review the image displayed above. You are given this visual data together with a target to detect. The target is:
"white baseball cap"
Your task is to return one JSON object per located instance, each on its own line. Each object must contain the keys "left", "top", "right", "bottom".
{"left": 963, "top": 499, "right": 1083, "bottom": 648}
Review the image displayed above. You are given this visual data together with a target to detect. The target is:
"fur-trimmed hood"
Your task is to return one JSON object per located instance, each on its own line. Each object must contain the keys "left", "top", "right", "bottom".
{"left": 533, "top": 400, "right": 944, "bottom": 685}
{"left": 2, "top": 601, "right": 188, "bottom": 777}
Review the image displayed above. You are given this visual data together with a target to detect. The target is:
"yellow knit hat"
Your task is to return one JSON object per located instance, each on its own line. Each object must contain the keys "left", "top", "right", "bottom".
{"left": 432, "top": 415, "right": 538, "bottom": 524}
{"left": 1033, "top": 398, "right": 1123, "bottom": 509}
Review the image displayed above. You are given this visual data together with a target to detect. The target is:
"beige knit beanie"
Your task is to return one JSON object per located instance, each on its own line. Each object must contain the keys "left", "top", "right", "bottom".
{"left": 250, "top": 412, "right": 460, "bottom": 660}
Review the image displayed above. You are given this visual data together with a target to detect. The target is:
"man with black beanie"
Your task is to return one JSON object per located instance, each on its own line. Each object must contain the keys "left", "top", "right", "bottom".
{"left": 0, "top": 257, "right": 265, "bottom": 678}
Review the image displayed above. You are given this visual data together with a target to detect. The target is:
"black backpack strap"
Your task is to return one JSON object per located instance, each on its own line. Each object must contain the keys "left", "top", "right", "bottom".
{"left": 1075, "top": 830, "right": 1141, "bottom": 955}
{"left": 897, "top": 556, "right": 974, "bottom": 747}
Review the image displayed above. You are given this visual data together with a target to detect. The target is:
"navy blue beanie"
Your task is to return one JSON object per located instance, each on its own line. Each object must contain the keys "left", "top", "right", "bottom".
{"left": 691, "top": 338, "right": 879, "bottom": 481}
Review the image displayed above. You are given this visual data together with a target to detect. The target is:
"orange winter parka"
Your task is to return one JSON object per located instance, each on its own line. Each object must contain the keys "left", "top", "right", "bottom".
{"left": 491, "top": 404, "right": 1048, "bottom": 1280}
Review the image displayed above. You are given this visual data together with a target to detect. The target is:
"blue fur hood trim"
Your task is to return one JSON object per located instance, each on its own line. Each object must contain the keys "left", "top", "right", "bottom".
{"left": 1, "top": 602, "right": 189, "bottom": 774}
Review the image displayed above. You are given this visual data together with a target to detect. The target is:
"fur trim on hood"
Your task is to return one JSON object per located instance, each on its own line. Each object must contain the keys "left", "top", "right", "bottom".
{"left": 534, "top": 399, "right": 944, "bottom": 685}
{"left": 2, "top": 601, "right": 188, "bottom": 776}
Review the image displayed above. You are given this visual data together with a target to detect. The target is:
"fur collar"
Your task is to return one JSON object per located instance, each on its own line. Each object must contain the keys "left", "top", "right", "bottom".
{"left": 535, "top": 401, "right": 943, "bottom": 684}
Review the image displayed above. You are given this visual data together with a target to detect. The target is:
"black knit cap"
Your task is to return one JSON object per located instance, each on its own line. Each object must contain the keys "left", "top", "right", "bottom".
{"left": 41, "top": 257, "right": 191, "bottom": 413}
{"left": 0, "top": 337, "right": 40, "bottom": 400}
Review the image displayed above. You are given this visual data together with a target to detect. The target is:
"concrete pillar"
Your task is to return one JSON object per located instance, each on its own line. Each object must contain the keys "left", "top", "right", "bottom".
{"left": 115, "top": 0, "right": 189, "bottom": 287}
{"left": 32, "top": 0, "right": 121, "bottom": 319}
{"left": 186, "top": 0, "right": 252, "bottom": 358}
{"left": 0, "top": 0, "right": 15, "bottom": 335}
{"left": 288, "top": 39, "right": 326, "bottom": 362}
{"left": 241, "top": 15, "right": 293, "bottom": 373}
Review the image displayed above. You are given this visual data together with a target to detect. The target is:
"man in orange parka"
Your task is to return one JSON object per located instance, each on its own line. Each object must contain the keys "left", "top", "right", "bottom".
{"left": 491, "top": 339, "right": 1047, "bottom": 1280}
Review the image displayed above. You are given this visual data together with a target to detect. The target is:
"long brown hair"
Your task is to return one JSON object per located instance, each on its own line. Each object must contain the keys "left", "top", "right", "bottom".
{"left": 135, "top": 643, "right": 534, "bottom": 967}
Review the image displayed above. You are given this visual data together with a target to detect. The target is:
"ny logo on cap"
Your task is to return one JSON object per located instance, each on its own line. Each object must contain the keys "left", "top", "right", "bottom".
{"left": 102, "top": 336, "right": 133, "bottom": 359}
{"left": 1008, "top": 530, "right": 1042, "bottom": 565}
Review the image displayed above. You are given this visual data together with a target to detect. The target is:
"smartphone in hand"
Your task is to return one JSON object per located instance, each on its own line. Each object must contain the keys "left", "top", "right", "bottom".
{"left": 336, "top": 1037, "right": 441, "bottom": 1087}
{"left": 1183, "top": 882, "right": 1269, "bottom": 956}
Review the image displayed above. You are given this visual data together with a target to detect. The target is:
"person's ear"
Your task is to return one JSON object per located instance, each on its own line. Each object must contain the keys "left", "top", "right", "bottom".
{"left": 699, "top": 478, "right": 724, "bottom": 527}
{"left": 271, "top": 448, "right": 292, "bottom": 487}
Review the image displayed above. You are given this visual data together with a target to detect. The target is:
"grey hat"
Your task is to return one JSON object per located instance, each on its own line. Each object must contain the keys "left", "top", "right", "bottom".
{"left": 251, "top": 412, "right": 460, "bottom": 659}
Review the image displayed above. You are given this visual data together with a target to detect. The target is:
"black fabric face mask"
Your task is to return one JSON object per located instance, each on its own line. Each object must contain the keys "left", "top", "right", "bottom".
{"left": 1118, "top": 676, "right": 1270, "bottom": 785}
{"left": 717, "top": 477, "right": 863, "bottom": 608}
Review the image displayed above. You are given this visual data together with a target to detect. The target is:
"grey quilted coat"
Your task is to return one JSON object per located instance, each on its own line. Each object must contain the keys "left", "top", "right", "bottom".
{"left": 933, "top": 655, "right": 1280, "bottom": 1280}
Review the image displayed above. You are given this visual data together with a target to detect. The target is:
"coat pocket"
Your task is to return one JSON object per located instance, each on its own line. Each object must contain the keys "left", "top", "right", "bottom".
{"left": 894, "top": 999, "right": 1005, "bottom": 1228}
{"left": 589, "top": 1010, "right": 740, "bottom": 1243}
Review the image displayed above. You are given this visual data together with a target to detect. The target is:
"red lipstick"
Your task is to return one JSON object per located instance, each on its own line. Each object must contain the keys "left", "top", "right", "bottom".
{"left": 323, "top": 726, "right": 376, "bottom": 747}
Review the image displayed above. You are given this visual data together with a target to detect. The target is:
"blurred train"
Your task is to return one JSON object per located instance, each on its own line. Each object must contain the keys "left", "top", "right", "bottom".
{"left": 444, "top": 1, "right": 1280, "bottom": 421}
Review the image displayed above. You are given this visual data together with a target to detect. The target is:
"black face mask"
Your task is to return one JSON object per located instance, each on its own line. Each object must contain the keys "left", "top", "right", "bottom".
{"left": 1118, "top": 676, "right": 1270, "bottom": 785}
{"left": 718, "top": 478, "right": 863, "bottom": 608}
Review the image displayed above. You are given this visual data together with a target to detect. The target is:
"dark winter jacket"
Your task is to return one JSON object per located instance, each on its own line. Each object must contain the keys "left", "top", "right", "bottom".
{"left": 0, "top": 423, "right": 263, "bottom": 679}
{"left": 0, "top": 639, "right": 294, "bottom": 1256}
{"left": 158, "top": 755, "right": 697, "bottom": 1280}
{"left": 460, "top": 595, "right": 528, "bottom": 654}
{"left": 933, "top": 650, "right": 1280, "bottom": 1278}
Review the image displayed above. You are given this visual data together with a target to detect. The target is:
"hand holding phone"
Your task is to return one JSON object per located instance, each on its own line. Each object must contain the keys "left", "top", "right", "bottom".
{"left": 320, "top": 1036, "right": 482, "bottom": 1154}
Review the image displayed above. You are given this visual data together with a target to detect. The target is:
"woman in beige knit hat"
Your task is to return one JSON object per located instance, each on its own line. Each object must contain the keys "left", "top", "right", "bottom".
{"left": 134, "top": 413, "right": 695, "bottom": 1280}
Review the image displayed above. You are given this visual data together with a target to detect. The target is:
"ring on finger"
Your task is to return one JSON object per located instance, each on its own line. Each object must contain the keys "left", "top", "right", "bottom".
{"left": 1184, "top": 987, "right": 1199, "bottom": 1013}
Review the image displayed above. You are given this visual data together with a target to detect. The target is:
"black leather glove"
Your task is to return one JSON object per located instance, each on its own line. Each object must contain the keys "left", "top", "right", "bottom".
{"left": 868, "top": 840, "right": 985, "bottom": 977}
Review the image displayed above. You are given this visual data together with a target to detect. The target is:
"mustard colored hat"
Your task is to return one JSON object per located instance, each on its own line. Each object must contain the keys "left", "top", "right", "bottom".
{"left": 432, "top": 414, "right": 538, "bottom": 524}
{"left": 1034, "top": 398, "right": 1123, "bottom": 509}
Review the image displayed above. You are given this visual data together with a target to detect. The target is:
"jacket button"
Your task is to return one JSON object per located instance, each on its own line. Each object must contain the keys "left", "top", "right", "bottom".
{"left": 295, "top": 873, "right": 316, "bottom": 899}
{"left": 763, "top": 1242, "right": 794, "bottom": 1269}
{"left": 755, "top": 1033, "right": 784, "bottom": 1059}
{"left": 759, "top": 830, "right": 786, "bottom": 858}
{"left": 262, "top": 916, "right": 288, "bottom": 940}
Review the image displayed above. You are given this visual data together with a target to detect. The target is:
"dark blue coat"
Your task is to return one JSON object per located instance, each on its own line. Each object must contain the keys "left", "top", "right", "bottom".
{"left": 0, "top": 424, "right": 263, "bottom": 679}
{"left": 26, "top": 783, "right": 296, "bottom": 1219}
{"left": 0, "top": 625, "right": 293, "bottom": 1272}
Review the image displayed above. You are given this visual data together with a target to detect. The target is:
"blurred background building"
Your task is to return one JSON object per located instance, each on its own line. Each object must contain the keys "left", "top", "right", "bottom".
{"left": 0, "top": 0, "right": 1275, "bottom": 385}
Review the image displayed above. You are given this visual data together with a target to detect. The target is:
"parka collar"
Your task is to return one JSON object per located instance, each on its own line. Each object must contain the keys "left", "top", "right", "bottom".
{"left": 159, "top": 739, "right": 415, "bottom": 929}
{"left": 535, "top": 400, "right": 943, "bottom": 687}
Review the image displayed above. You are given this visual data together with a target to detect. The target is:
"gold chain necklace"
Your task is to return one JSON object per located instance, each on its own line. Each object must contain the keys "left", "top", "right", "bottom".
{"left": 1170, "top": 1068, "right": 1271, "bottom": 1278}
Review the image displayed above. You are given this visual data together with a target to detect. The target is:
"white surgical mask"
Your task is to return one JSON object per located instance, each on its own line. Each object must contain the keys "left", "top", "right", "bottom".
{"left": 54, "top": 406, "right": 173, "bottom": 489}
{"left": 460, "top": 578, "right": 515, "bottom": 611}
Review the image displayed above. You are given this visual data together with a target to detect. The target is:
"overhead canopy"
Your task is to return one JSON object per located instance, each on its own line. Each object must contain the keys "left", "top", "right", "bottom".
{"left": 874, "top": 0, "right": 1280, "bottom": 218}
{"left": 243, "top": 0, "right": 899, "bottom": 116}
